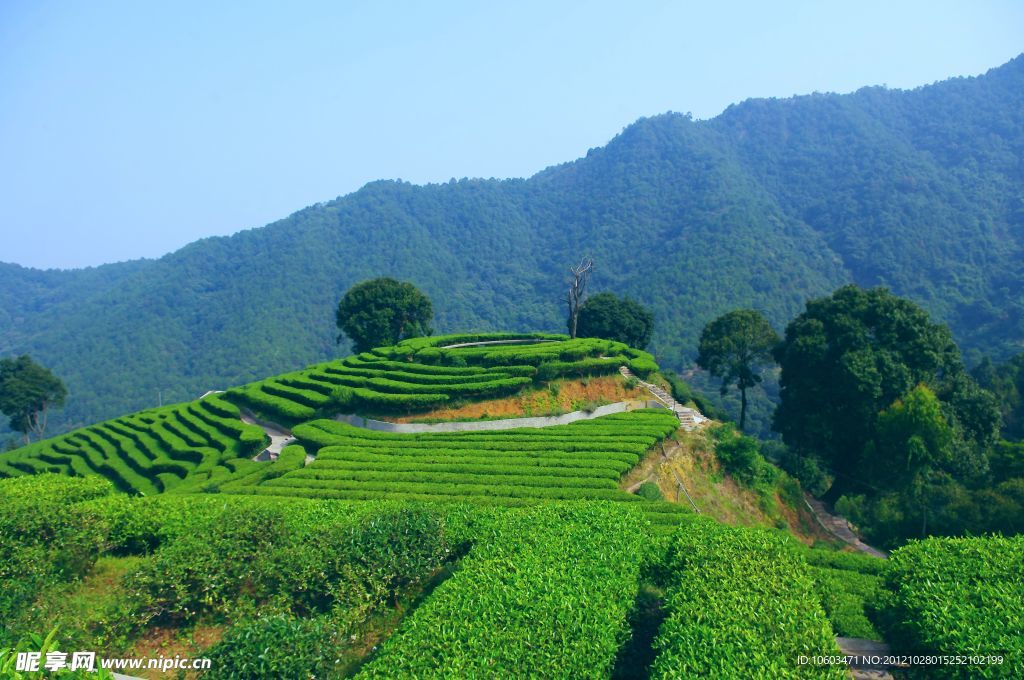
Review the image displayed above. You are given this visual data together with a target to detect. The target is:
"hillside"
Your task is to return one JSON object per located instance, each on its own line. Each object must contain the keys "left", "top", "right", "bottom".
{"left": 2, "top": 335, "right": 1021, "bottom": 677}
{"left": 2, "top": 55, "right": 1023, "bottom": 435}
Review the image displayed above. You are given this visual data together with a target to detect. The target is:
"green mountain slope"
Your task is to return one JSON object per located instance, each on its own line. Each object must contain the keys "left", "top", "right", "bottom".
{"left": 2, "top": 55, "right": 1022, "bottom": 434}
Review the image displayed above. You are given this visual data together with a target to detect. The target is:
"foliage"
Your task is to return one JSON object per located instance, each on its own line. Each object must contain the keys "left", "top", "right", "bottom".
{"left": 650, "top": 518, "right": 844, "bottom": 678}
{"left": 124, "top": 501, "right": 453, "bottom": 625}
{"left": 661, "top": 371, "right": 729, "bottom": 421}
{"left": 884, "top": 534, "right": 1024, "bottom": 678}
{"left": 0, "top": 626, "right": 116, "bottom": 679}
{"left": 0, "top": 476, "right": 113, "bottom": 643}
{"left": 637, "top": 481, "right": 664, "bottom": 501}
{"left": 807, "top": 566, "right": 883, "bottom": 640}
{"left": 870, "top": 385, "right": 954, "bottom": 491}
{"left": 356, "top": 504, "right": 648, "bottom": 679}
{"left": 0, "top": 355, "right": 67, "bottom": 441}
{"left": 576, "top": 292, "right": 655, "bottom": 349}
{"left": 277, "top": 409, "right": 686, "bottom": 529}
{"left": 335, "top": 277, "right": 433, "bottom": 353}
{"left": 710, "top": 425, "right": 778, "bottom": 489}
{"left": 696, "top": 310, "right": 779, "bottom": 431}
{"left": 203, "top": 614, "right": 341, "bottom": 680}
{"left": 773, "top": 286, "right": 1000, "bottom": 508}
{"left": 835, "top": 473, "right": 1024, "bottom": 548}
{"left": 223, "top": 335, "right": 656, "bottom": 423}
{"left": 974, "top": 352, "right": 1024, "bottom": 441}
{"left": 0, "top": 397, "right": 266, "bottom": 495}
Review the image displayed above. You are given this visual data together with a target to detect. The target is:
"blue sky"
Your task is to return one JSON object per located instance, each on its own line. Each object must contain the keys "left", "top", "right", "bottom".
{"left": 1, "top": 1, "right": 1021, "bottom": 269}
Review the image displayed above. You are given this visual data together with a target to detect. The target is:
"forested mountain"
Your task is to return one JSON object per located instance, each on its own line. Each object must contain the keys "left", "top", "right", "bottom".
{"left": 2, "top": 55, "right": 1022, "bottom": 435}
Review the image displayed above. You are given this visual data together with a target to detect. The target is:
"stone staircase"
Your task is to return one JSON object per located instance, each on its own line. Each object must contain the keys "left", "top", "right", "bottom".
{"left": 620, "top": 366, "right": 710, "bottom": 431}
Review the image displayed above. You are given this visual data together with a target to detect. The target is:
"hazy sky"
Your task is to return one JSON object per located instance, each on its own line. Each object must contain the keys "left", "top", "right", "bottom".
{"left": 1, "top": 1, "right": 1021, "bottom": 270}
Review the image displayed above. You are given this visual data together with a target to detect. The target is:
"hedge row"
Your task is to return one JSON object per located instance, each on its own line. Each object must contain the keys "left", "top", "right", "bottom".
{"left": 284, "top": 468, "right": 619, "bottom": 490}
{"left": 884, "top": 535, "right": 1024, "bottom": 678}
{"left": 122, "top": 499, "right": 457, "bottom": 628}
{"left": 356, "top": 503, "right": 647, "bottom": 678}
{"left": 220, "top": 485, "right": 690, "bottom": 531}
{"left": 310, "top": 458, "right": 625, "bottom": 477}
{"left": 651, "top": 518, "right": 844, "bottom": 679}
{"left": 808, "top": 565, "right": 883, "bottom": 640}
{"left": 223, "top": 335, "right": 663, "bottom": 423}
{"left": 262, "top": 476, "right": 645, "bottom": 502}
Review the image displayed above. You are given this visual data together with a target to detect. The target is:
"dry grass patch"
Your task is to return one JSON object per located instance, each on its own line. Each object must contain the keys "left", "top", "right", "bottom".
{"left": 393, "top": 375, "right": 648, "bottom": 423}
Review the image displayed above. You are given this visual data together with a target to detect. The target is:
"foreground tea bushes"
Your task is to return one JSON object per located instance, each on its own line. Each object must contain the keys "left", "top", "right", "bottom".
{"left": 357, "top": 503, "right": 647, "bottom": 679}
{"left": 885, "top": 535, "right": 1024, "bottom": 678}
{"left": 126, "top": 502, "right": 455, "bottom": 626}
{"left": 0, "top": 475, "right": 115, "bottom": 643}
{"left": 651, "top": 518, "right": 845, "bottom": 679}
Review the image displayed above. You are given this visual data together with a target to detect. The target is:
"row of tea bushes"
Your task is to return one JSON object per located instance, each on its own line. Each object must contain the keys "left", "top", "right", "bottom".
{"left": 651, "top": 518, "right": 846, "bottom": 678}
{"left": 885, "top": 534, "right": 1023, "bottom": 678}
{"left": 356, "top": 503, "right": 648, "bottom": 678}
{"left": 267, "top": 410, "right": 689, "bottom": 527}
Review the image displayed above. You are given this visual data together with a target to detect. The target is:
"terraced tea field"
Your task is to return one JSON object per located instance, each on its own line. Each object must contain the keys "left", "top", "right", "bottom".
{"left": 225, "top": 332, "right": 658, "bottom": 425}
{"left": 227, "top": 409, "right": 688, "bottom": 528}
{"left": 0, "top": 334, "right": 680, "bottom": 527}
{"left": 0, "top": 395, "right": 266, "bottom": 494}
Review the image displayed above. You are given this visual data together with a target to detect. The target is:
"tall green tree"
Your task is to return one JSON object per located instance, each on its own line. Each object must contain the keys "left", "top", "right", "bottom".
{"left": 335, "top": 278, "right": 433, "bottom": 353}
{"left": 576, "top": 292, "right": 654, "bottom": 349}
{"left": 696, "top": 309, "right": 779, "bottom": 431}
{"left": 0, "top": 355, "right": 67, "bottom": 443}
{"left": 773, "top": 285, "right": 998, "bottom": 503}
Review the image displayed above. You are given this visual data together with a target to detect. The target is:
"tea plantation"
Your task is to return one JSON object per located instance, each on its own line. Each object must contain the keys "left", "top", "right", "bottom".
{"left": 1, "top": 334, "right": 1020, "bottom": 678}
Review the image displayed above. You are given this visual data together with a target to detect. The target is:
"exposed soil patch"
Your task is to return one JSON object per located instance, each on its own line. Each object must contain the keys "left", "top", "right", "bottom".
{"left": 621, "top": 429, "right": 834, "bottom": 544}
{"left": 391, "top": 375, "right": 648, "bottom": 423}
{"left": 128, "top": 624, "right": 224, "bottom": 679}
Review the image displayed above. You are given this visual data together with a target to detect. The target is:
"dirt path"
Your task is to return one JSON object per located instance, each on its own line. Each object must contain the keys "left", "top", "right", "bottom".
{"left": 837, "top": 637, "right": 896, "bottom": 679}
{"left": 805, "top": 495, "right": 888, "bottom": 559}
{"left": 239, "top": 410, "right": 295, "bottom": 460}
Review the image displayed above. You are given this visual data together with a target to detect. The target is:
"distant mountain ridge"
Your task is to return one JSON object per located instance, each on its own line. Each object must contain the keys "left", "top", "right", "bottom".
{"left": 2, "top": 54, "right": 1022, "bottom": 434}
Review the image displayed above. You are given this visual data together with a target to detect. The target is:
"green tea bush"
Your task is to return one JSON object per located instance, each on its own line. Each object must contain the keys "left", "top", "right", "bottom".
{"left": 125, "top": 500, "right": 453, "bottom": 624}
{"left": 637, "top": 481, "right": 665, "bottom": 501}
{"left": 808, "top": 566, "right": 883, "bottom": 639}
{"left": 884, "top": 535, "right": 1024, "bottom": 678}
{"left": 0, "top": 476, "right": 114, "bottom": 643}
{"left": 203, "top": 614, "right": 341, "bottom": 680}
{"left": 650, "top": 518, "right": 844, "bottom": 678}
{"left": 357, "top": 503, "right": 647, "bottom": 679}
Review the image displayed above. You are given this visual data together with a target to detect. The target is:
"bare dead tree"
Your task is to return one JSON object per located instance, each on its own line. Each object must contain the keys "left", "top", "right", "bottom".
{"left": 566, "top": 257, "right": 594, "bottom": 338}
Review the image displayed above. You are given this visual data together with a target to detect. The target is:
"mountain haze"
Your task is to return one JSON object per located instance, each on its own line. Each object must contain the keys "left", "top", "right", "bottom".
{"left": 2, "top": 55, "right": 1022, "bottom": 434}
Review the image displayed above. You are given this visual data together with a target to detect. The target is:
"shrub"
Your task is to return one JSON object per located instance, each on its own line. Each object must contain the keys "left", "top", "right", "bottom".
{"left": 650, "top": 518, "right": 844, "bottom": 679}
{"left": 0, "top": 476, "right": 113, "bottom": 642}
{"left": 203, "top": 614, "right": 341, "bottom": 680}
{"left": 124, "top": 500, "right": 453, "bottom": 625}
{"left": 637, "top": 481, "right": 664, "bottom": 501}
{"left": 712, "top": 426, "right": 778, "bottom": 488}
{"left": 884, "top": 535, "right": 1024, "bottom": 678}
{"left": 357, "top": 504, "right": 647, "bottom": 678}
